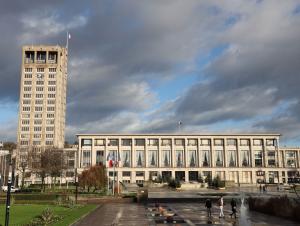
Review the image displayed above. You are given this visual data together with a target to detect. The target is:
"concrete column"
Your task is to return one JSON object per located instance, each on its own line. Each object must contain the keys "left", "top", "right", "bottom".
{"left": 184, "top": 138, "right": 188, "bottom": 167}
{"left": 278, "top": 170, "right": 283, "bottom": 184}
{"left": 223, "top": 138, "right": 227, "bottom": 167}
{"left": 131, "top": 170, "right": 136, "bottom": 184}
{"left": 91, "top": 138, "right": 95, "bottom": 166}
{"left": 237, "top": 138, "right": 241, "bottom": 167}
{"left": 144, "top": 138, "right": 147, "bottom": 168}
{"left": 297, "top": 150, "right": 300, "bottom": 168}
{"left": 171, "top": 138, "right": 176, "bottom": 168}
{"left": 185, "top": 170, "right": 189, "bottom": 182}
{"left": 144, "top": 171, "right": 149, "bottom": 182}
{"left": 252, "top": 170, "right": 257, "bottom": 184}
{"left": 263, "top": 138, "right": 268, "bottom": 167}
{"left": 250, "top": 138, "right": 255, "bottom": 167}
{"left": 210, "top": 138, "right": 215, "bottom": 167}
{"left": 171, "top": 170, "right": 175, "bottom": 179}
{"left": 131, "top": 138, "right": 135, "bottom": 168}
{"left": 78, "top": 138, "right": 82, "bottom": 168}
{"left": 198, "top": 138, "right": 201, "bottom": 167}
{"left": 265, "top": 170, "right": 269, "bottom": 183}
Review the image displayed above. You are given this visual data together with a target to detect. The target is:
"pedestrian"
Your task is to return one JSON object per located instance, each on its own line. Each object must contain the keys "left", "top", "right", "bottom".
{"left": 218, "top": 196, "right": 224, "bottom": 218}
{"left": 259, "top": 184, "right": 262, "bottom": 193}
{"left": 263, "top": 185, "right": 266, "bottom": 193}
{"left": 205, "top": 198, "right": 212, "bottom": 217}
{"left": 230, "top": 198, "right": 237, "bottom": 218}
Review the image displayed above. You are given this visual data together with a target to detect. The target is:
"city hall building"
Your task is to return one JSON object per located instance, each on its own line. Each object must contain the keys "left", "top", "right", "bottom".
{"left": 77, "top": 134, "right": 300, "bottom": 185}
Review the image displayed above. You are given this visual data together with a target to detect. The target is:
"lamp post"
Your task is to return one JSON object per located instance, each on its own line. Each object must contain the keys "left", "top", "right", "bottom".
{"left": 5, "top": 160, "right": 13, "bottom": 226}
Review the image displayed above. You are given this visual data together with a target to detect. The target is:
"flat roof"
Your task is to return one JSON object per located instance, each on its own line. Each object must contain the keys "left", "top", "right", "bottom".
{"left": 76, "top": 133, "right": 281, "bottom": 137}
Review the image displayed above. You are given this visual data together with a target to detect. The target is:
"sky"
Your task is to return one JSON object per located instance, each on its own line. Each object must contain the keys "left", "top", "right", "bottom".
{"left": 1, "top": 0, "right": 300, "bottom": 146}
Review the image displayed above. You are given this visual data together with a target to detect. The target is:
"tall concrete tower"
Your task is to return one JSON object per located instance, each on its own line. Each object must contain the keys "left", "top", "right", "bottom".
{"left": 17, "top": 45, "right": 68, "bottom": 165}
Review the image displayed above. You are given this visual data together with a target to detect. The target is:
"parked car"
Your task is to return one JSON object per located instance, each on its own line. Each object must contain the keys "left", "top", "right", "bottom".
{"left": 1, "top": 186, "right": 19, "bottom": 192}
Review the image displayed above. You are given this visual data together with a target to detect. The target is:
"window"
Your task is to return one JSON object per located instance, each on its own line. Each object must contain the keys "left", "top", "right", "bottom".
{"left": 34, "top": 134, "right": 41, "bottom": 138}
{"left": 23, "top": 94, "right": 31, "bottom": 98}
{"left": 227, "top": 150, "right": 236, "bottom": 167}
{"left": 36, "top": 94, "right": 43, "bottom": 98}
{"left": 25, "top": 68, "right": 33, "bottom": 72}
{"left": 267, "top": 151, "right": 276, "bottom": 158}
{"left": 49, "top": 68, "right": 56, "bottom": 72}
{"left": 47, "top": 100, "right": 55, "bottom": 105}
{"left": 48, "top": 94, "right": 56, "bottom": 98}
{"left": 188, "top": 139, "right": 197, "bottom": 146}
{"left": 188, "top": 150, "right": 197, "bottom": 167}
{"left": 202, "top": 150, "right": 210, "bottom": 167}
{"left": 286, "top": 151, "right": 296, "bottom": 167}
{"left": 240, "top": 139, "right": 250, "bottom": 146}
{"left": 36, "top": 80, "right": 44, "bottom": 85}
{"left": 175, "top": 150, "right": 184, "bottom": 167}
{"left": 48, "top": 81, "right": 56, "bottom": 85}
{"left": 122, "top": 150, "right": 131, "bottom": 167}
{"left": 22, "top": 106, "right": 30, "bottom": 111}
{"left": 82, "top": 151, "right": 91, "bottom": 167}
{"left": 34, "top": 113, "right": 42, "bottom": 118}
{"left": 108, "top": 139, "right": 118, "bottom": 146}
{"left": 95, "top": 139, "right": 105, "bottom": 146}
{"left": 148, "top": 139, "right": 158, "bottom": 146}
{"left": 161, "top": 139, "right": 171, "bottom": 146}
{"left": 24, "top": 80, "right": 32, "bottom": 85}
{"left": 46, "top": 127, "right": 54, "bottom": 131}
{"left": 24, "top": 87, "right": 31, "bottom": 92}
{"left": 46, "top": 134, "right": 54, "bottom": 138}
{"left": 121, "top": 139, "right": 132, "bottom": 146}
{"left": 21, "top": 127, "right": 29, "bottom": 131}
{"left": 24, "top": 74, "right": 32, "bottom": 79}
{"left": 22, "top": 113, "right": 30, "bottom": 118}
{"left": 175, "top": 139, "right": 184, "bottom": 146}
{"left": 47, "top": 107, "right": 55, "bottom": 111}
{"left": 162, "top": 150, "right": 171, "bottom": 167}
{"left": 82, "top": 139, "right": 92, "bottom": 146}
{"left": 148, "top": 150, "right": 158, "bottom": 167}
{"left": 48, "top": 74, "right": 56, "bottom": 79}
{"left": 227, "top": 139, "right": 237, "bottom": 146}
{"left": 34, "top": 127, "right": 42, "bottom": 132}
{"left": 135, "top": 139, "right": 145, "bottom": 146}
{"left": 35, "top": 106, "right": 43, "bottom": 111}
{"left": 37, "top": 68, "right": 44, "bottom": 72}
{"left": 36, "top": 87, "right": 43, "bottom": 92}
{"left": 214, "top": 139, "right": 223, "bottom": 146}
{"left": 47, "top": 114, "right": 54, "bottom": 118}
{"left": 33, "top": 141, "right": 41, "bottom": 145}
{"left": 266, "top": 139, "right": 277, "bottom": 146}
{"left": 23, "top": 100, "right": 31, "bottom": 105}
{"left": 215, "top": 150, "right": 223, "bottom": 167}
{"left": 35, "top": 100, "right": 43, "bottom": 105}
{"left": 253, "top": 139, "right": 263, "bottom": 146}
{"left": 241, "top": 150, "right": 250, "bottom": 167}
{"left": 254, "top": 151, "right": 263, "bottom": 167}
{"left": 46, "top": 119, "right": 54, "bottom": 125}
{"left": 122, "top": 171, "right": 131, "bottom": 177}
{"left": 34, "top": 120, "right": 42, "bottom": 125}
{"left": 136, "top": 150, "right": 145, "bottom": 167}
{"left": 48, "top": 87, "right": 56, "bottom": 92}
{"left": 96, "top": 151, "right": 104, "bottom": 165}
{"left": 136, "top": 171, "right": 144, "bottom": 177}
{"left": 20, "top": 140, "right": 29, "bottom": 145}
{"left": 66, "top": 171, "right": 74, "bottom": 177}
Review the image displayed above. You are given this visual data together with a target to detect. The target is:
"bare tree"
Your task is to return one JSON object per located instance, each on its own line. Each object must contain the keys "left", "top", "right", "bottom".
{"left": 78, "top": 164, "right": 107, "bottom": 192}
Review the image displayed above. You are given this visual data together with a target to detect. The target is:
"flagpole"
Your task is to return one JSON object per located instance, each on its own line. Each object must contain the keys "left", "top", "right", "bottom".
{"left": 66, "top": 31, "right": 69, "bottom": 49}
{"left": 113, "top": 159, "right": 115, "bottom": 196}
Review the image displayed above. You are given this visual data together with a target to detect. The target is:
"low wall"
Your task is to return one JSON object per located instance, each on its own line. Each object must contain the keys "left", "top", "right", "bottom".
{"left": 248, "top": 196, "right": 300, "bottom": 222}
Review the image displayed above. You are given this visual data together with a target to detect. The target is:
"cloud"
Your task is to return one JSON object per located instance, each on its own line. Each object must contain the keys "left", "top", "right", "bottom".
{"left": 0, "top": 0, "right": 300, "bottom": 145}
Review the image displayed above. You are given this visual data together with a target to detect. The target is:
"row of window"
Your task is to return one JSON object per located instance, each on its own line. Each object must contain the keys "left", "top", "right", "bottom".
{"left": 22, "top": 113, "right": 55, "bottom": 119}
{"left": 23, "top": 100, "right": 56, "bottom": 105}
{"left": 24, "top": 68, "right": 56, "bottom": 73}
{"left": 23, "top": 86, "right": 56, "bottom": 92}
{"left": 82, "top": 149, "right": 295, "bottom": 168}
{"left": 21, "top": 119, "right": 54, "bottom": 125}
{"left": 24, "top": 73, "right": 56, "bottom": 79}
{"left": 82, "top": 138, "right": 278, "bottom": 147}
{"left": 21, "top": 126, "right": 54, "bottom": 132}
{"left": 23, "top": 94, "right": 56, "bottom": 98}
{"left": 22, "top": 106, "right": 55, "bottom": 112}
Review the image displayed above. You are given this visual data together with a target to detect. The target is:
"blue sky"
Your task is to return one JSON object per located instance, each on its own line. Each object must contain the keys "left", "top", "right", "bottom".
{"left": 1, "top": 0, "right": 300, "bottom": 146}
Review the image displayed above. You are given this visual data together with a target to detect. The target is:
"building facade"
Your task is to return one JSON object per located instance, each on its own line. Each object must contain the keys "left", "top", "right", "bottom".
{"left": 77, "top": 134, "right": 300, "bottom": 185}
{"left": 17, "top": 45, "right": 68, "bottom": 166}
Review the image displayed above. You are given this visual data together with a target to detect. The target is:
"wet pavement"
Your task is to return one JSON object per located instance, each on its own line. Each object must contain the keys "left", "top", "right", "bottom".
{"left": 73, "top": 201, "right": 300, "bottom": 226}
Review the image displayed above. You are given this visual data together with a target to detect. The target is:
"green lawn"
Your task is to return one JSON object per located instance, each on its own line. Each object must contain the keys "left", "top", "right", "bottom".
{"left": 0, "top": 204, "right": 97, "bottom": 226}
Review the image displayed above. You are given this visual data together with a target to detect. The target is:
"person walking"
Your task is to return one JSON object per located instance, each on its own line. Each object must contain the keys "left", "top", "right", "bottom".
{"left": 230, "top": 198, "right": 237, "bottom": 218}
{"left": 205, "top": 198, "right": 212, "bottom": 217}
{"left": 218, "top": 196, "right": 224, "bottom": 218}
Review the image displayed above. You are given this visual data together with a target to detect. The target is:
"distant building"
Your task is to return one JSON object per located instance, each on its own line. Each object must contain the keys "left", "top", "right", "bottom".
{"left": 16, "top": 45, "right": 68, "bottom": 163}
{"left": 77, "top": 133, "right": 300, "bottom": 185}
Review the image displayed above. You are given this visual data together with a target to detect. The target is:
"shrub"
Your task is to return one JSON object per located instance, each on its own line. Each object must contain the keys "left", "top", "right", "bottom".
{"left": 24, "top": 208, "right": 62, "bottom": 226}
{"left": 168, "top": 178, "right": 181, "bottom": 189}
{"left": 212, "top": 175, "right": 225, "bottom": 188}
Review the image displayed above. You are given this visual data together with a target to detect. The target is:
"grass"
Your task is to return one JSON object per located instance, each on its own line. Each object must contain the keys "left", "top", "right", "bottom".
{"left": 0, "top": 204, "right": 97, "bottom": 226}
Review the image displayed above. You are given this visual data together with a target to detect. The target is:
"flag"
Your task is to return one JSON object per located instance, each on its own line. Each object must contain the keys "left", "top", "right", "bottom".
{"left": 178, "top": 121, "right": 182, "bottom": 125}
{"left": 68, "top": 33, "right": 71, "bottom": 39}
